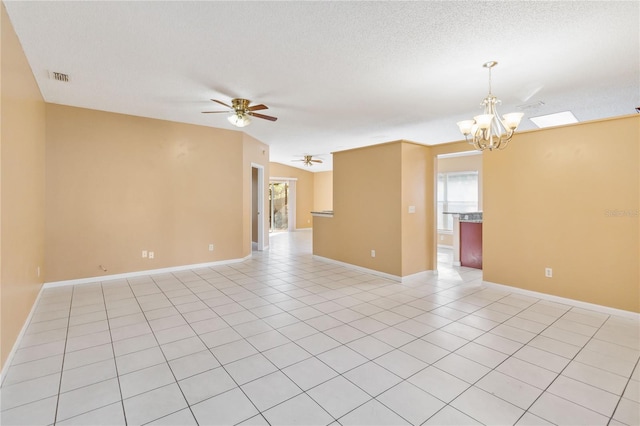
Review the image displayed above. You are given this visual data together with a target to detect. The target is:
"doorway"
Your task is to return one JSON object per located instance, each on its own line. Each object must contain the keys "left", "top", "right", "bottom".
{"left": 270, "top": 182, "right": 289, "bottom": 232}
{"left": 435, "top": 151, "right": 482, "bottom": 268}
{"left": 269, "top": 179, "right": 297, "bottom": 232}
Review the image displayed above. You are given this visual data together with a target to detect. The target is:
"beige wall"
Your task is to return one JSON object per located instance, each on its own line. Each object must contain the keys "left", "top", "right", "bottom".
{"left": 315, "top": 142, "right": 426, "bottom": 277}
{"left": 313, "top": 171, "right": 333, "bottom": 211}
{"left": 314, "top": 143, "right": 400, "bottom": 275}
{"left": 437, "top": 152, "right": 482, "bottom": 172}
{"left": 269, "top": 163, "right": 314, "bottom": 229}
{"left": 483, "top": 116, "right": 639, "bottom": 312}
{"left": 45, "top": 104, "right": 268, "bottom": 282}
{"left": 401, "top": 143, "right": 433, "bottom": 275}
{"left": 1, "top": 3, "right": 47, "bottom": 368}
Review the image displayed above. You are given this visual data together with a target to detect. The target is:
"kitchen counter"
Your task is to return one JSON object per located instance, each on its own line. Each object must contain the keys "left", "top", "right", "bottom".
{"left": 442, "top": 212, "right": 483, "bottom": 268}
{"left": 444, "top": 211, "right": 483, "bottom": 222}
{"left": 459, "top": 212, "right": 482, "bottom": 223}
{"left": 311, "top": 210, "right": 334, "bottom": 218}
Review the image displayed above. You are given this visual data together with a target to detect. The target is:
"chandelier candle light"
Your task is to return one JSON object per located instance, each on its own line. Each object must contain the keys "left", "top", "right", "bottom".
{"left": 457, "top": 61, "right": 524, "bottom": 151}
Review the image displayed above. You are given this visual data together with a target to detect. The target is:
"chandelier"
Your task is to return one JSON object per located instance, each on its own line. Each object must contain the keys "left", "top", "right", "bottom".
{"left": 457, "top": 61, "right": 524, "bottom": 151}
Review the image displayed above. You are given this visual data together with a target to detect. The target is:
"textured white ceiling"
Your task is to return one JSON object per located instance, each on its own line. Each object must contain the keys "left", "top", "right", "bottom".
{"left": 5, "top": 1, "right": 639, "bottom": 172}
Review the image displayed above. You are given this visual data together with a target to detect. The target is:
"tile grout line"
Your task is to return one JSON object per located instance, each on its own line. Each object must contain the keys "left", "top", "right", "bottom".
{"left": 3, "top": 239, "right": 637, "bottom": 426}
{"left": 52, "top": 286, "right": 73, "bottom": 425}
{"left": 507, "top": 305, "right": 613, "bottom": 424}
{"left": 607, "top": 356, "right": 640, "bottom": 426}
{"left": 181, "top": 268, "right": 340, "bottom": 424}
{"left": 99, "top": 280, "right": 128, "bottom": 426}
{"left": 124, "top": 274, "right": 204, "bottom": 425}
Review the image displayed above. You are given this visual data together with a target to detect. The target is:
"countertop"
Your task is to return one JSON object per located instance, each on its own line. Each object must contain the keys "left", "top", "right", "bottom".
{"left": 444, "top": 212, "right": 483, "bottom": 223}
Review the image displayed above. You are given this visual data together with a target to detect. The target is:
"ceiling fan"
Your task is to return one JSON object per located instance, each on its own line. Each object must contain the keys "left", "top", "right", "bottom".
{"left": 292, "top": 155, "right": 323, "bottom": 166}
{"left": 202, "top": 98, "right": 278, "bottom": 128}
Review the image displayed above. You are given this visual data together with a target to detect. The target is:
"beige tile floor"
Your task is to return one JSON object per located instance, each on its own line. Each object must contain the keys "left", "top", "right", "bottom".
{"left": 1, "top": 230, "right": 638, "bottom": 425}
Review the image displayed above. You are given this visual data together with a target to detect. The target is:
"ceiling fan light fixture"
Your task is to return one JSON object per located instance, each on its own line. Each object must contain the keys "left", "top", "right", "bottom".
{"left": 457, "top": 61, "right": 524, "bottom": 151}
{"left": 228, "top": 112, "right": 251, "bottom": 128}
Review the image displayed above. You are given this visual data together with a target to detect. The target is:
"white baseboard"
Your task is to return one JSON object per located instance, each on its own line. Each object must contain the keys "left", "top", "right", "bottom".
{"left": 0, "top": 284, "right": 45, "bottom": 386}
{"left": 401, "top": 270, "right": 438, "bottom": 281}
{"left": 43, "top": 255, "right": 252, "bottom": 289}
{"left": 313, "top": 255, "right": 402, "bottom": 281}
{"left": 482, "top": 280, "right": 640, "bottom": 320}
{"left": 312, "top": 255, "right": 435, "bottom": 283}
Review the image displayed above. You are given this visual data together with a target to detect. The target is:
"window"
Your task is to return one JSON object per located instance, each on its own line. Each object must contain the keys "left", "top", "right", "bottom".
{"left": 437, "top": 171, "right": 479, "bottom": 231}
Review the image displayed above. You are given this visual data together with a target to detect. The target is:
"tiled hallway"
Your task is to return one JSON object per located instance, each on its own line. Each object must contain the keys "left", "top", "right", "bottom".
{"left": 1, "top": 230, "right": 638, "bottom": 425}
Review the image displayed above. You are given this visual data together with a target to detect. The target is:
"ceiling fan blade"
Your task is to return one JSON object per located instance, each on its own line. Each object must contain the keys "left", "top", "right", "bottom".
{"left": 201, "top": 110, "right": 229, "bottom": 114}
{"left": 250, "top": 112, "right": 278, "bottom": 122}
{"left": 311, "top": 160, "right": 323, "bottom": 163}
{"left": 248, "top": 104, "right": 268, "bottom": 111}
{"left": 211, "top": 99, "right": 232, "bottom": 109}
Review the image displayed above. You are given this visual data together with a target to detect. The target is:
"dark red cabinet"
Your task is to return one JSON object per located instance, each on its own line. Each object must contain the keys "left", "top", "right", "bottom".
{"left": 460, "top": 222, "right": 482, "bottom": 269}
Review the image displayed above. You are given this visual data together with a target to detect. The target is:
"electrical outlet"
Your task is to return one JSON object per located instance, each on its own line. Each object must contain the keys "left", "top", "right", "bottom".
{"left": 149, "top": 251, "right": 154, "bottom": 259}
{"left": 142, "top": 250, "right": 148, "bottom": 258}
{"left": 545, "top": 267, "right": 552, "bottom": 278}
{"left": 408, "top": 205, "right": 416, "bottom": 214}
{"left": 208, "top": 244, "right": 214, "bottom": 251}
{"left": 371, "top": 250, "right": 376, "bottom": 258}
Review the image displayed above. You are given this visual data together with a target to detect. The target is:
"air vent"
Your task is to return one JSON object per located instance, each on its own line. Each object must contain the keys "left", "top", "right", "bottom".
{"left": 49, "top": 71, "right": 70, "bottom": 82}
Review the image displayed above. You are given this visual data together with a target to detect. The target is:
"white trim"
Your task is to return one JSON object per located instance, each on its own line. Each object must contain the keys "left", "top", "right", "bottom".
{"left": 43, "top": 256, "right": 252, "bottom": 289}
{"left": 0, "top": 285, "right": 45, "bottom": 385}
{"left": 401, "top": 270, "right": 437, "bottom": 281}
{"left": 313, "top": 255, "right": 401, "bottom": 281}
{"left": 312, "top": 255, "right": 436, "bottom": 283}
{"left": 270, "top": 177, "right": 298, "bottom": 181}
{"left": 313, "top": 254, "right": 438, "bottom": 283}
{"left": 482, "top": 280, "right": 640, "bottom": 320}
{"left": 251, "top": 163, "right": 265, "bottom": 251}
{"left": 288, "top": 180, "right": 297, "bottom": 231}
{"left": 437, "top": 150, "right": 481, "bottom": 159}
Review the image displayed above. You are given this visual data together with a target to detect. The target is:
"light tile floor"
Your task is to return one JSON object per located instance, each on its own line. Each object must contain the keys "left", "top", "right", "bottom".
{"left": 1, "top": 231, "right": 639, "bottom": 425}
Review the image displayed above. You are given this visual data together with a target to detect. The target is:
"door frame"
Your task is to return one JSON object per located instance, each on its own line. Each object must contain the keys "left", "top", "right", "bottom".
{"left": 252, "top": 163, "right": 265, "bottom": 251}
